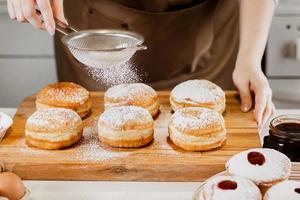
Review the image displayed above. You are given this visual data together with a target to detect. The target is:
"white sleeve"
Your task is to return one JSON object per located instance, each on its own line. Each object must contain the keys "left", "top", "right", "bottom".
{"left": 274, "top": 0, "right": 279, "bottom": 5}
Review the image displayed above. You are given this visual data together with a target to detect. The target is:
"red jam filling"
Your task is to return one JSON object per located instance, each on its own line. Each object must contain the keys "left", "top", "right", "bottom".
{"left": 247, "top": 151, "right": 265, "bottom": 166}
{"left": 295, "top": 188, "right": 300, "bottom": 194}
{"left": 217, "top": 180, "right": 237, "bottom": 190}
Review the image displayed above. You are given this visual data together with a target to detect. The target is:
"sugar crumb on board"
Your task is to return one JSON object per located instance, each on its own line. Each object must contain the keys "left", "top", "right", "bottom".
{"left": 18, "top": 124, "right": 131, "bottom": 162}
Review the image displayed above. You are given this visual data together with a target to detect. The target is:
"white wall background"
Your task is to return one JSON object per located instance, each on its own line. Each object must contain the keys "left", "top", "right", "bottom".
{"left": 0, "top": 0, "right": 57, "bottom": 107}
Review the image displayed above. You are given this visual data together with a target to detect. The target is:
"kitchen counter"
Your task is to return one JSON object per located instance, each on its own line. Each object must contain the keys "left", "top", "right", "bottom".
{"left": 1, "top": 108, "right": 300, "bottom": 199}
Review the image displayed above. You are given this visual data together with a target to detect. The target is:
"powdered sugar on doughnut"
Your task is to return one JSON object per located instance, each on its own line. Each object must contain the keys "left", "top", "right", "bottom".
{"left": 74, "top": 125, "right": 130, "bottom": 161}
{"left": 20, "top": 120, "right": 130, "bottom": 162}
{"left": 105, "top": 83, "right": 157, "bottom": 104}
{"left": 264, "top": 180, "right": 300, "bottom": 200}
{"left": 226, "top": 148, "right": 291, "bottom": 185}
{"left": 197, "top": 175, "right": 261, "bottom": 200}
{"left": 171, "top": 107, "right": 224, "bottom": 131}
{"left": 45, "top": 87, "right": 88, "bottom": 104}
{"left": 171, "top": 80, "right": 224, "bottom": 104}
{"left": 26, "top": 108, "right": 81, "bottom": 130}
{"left": 37, "top": 82, "right": 89, "bottom": 105}
{"left": 99, "top": 106, "right": 153, "bottom": 128}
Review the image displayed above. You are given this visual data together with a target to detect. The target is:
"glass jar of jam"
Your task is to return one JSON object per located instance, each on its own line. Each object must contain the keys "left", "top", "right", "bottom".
{"left": 263, "top": 114, "right": 300, "bottom": 162}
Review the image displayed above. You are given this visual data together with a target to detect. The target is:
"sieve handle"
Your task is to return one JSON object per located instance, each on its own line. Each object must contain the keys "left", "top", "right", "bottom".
{"left": 35, "top": 9, "right": 78, "bottom": 35}
{"left": 119, "top": 45, "right": 147, "bottom": 51}
{"left": 54, "top": 18, "right": 78, "bottom": 35}
{"left": 135, "top": 45, "right": 147, "bottom": 51}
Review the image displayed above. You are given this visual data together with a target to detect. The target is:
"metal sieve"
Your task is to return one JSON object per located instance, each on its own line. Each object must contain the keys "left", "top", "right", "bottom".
{"left": 55, "top": 19, "right": 147, "bottom": 68}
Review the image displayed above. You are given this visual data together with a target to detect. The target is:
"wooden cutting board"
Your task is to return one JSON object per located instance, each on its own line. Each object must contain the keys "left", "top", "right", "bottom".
{"left": 0, "top": 91, "right": 261, "bottom": 181}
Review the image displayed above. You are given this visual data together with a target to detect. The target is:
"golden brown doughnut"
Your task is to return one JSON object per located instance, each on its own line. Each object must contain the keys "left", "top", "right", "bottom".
{"left": 168, "top": 107, "right": 226, "bottom": 151}
{"left": 98, "top": 106, "right": 154, "bottom": 148}
{"left": 170, "top": 80, "right": 225, "bottom": 113}
{"left": 25, "top": 108, "right": 83, "bottom": 150}
{"left": 104, "top": 83, "right": 159, "bottom": 117}
{"left": 35, "top": 82, "right": 91, "bottom": 118}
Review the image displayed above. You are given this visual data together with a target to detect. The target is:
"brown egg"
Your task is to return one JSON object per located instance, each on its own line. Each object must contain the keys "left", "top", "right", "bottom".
{"left": 0, "top": 172, "right": 25, "bottom": 200}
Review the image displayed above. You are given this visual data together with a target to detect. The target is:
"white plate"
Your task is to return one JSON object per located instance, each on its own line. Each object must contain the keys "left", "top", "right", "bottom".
{"left": 0, "top": 112, "right": 13, "bottom": 141}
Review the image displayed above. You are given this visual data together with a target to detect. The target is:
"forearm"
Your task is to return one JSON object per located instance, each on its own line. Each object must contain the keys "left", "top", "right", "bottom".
{"left": 237, "top": 0, "right": 276, "bottom": 68}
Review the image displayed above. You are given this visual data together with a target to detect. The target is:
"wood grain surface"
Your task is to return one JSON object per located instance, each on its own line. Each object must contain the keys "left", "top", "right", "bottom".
{"left": 0, "top": 91, "right": 262, "bottom": 181}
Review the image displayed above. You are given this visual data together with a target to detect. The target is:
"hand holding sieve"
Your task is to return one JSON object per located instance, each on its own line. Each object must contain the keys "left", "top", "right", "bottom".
{"left": 40, "top": 11, "right": 147, "bottom": 68}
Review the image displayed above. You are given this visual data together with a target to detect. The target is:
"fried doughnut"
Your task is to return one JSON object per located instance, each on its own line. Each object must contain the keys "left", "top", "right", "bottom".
{"left": 98, "top": 106, "right": 154, "bottom": 148}
{"left": 195, "top": 175, "right": 261, "bottom": 200}
{"left": 168, "top": 107, "right": 226, "bottom": 151}
{"left": 25, "top": 108, "right": 83, "bottom": 150}
{"left": 170, "top": 80, "right": 225, "bottom": 113}
{"left": 264, "top": 180, "right": 300, "bottom": 200}
{"left": 226, "top": 148, "right": 291, "bottom": 187}
{"left": 104, "top": 83, "right": 159, "bottom": 117}
{"left": 36, "top": 82, "right": 91, "bottom": 118}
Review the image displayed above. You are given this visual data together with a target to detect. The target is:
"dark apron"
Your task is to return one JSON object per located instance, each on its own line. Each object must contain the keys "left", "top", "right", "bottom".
{"left": 55, "top": 0, "right": 239, "bottom": 90}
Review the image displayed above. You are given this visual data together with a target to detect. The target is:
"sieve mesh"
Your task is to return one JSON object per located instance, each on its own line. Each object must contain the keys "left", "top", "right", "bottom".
{"left": 61, "top": 31, "right": 146, "bottom": 68}
{"left": 37, "top": 9, "right": 146, "bottom": 68}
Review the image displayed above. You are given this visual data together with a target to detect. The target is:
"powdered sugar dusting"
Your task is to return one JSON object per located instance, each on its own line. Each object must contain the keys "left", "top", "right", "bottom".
{"left": 264, "top": 180, "right": 300, "bottom": 199}
{"left": 198, "top": 175, "right": 261, "bottom": 200}
{"left": 99, "top": 106, "right": 153, "bottom": 128}
{"left": 171, "top": 107, "right": 224, "bottom": 131}
{"left": 20, "top": 118, "right": 130, "bottom": 162}
{"left": 86, "top": 61, "right": 144, "bottom": 87}
{"left": 226, "top": 148, "right": 291, "bottom": 184}
{"left": 105, "top": 83, "right": 157, "bottom": 103}
{"left": 26, "top": 108, "right": 81, "bottom": 130}
{"left": 74, "top": 124, "right": 129, "bottom": 162}
{"left": 171, "top": 80, "right": 224, "bottom": 104}
{"left": 37, "top": 82, "right": 89, "bottom": 105}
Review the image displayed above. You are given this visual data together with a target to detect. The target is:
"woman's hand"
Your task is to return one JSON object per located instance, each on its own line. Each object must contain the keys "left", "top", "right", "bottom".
{"left": 233, "top": 62, "right": 276, "bottom": 128}
{"left": 236, "top": 0, "right": 276, "bottom": 127}
{"left": 7, "top": 0, "right": 67, "bottom": 35}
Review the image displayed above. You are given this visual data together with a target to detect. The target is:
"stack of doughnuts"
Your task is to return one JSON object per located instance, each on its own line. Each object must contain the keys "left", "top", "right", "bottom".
{"left": 25, "top": 108, "right": 83, "bottom": 150}
{"left": 104, "top": 83, "right": 159, "bottom": 117}
{"left": 25, "top": 82, "right": 89, "bottom": 150}
{"left": 169, "top": 79, "right": 226, "bottom": 151}
{"left": 168, "top": 107, "right": 226, "bottom": 151}
{"left": 100, "top": 83, "right": 159, "bottom": 148}
{"left": 194, "top": 148, "right": 293, "bottom": 200}
{"left": 36, "top": 82, "right": 92, "bottom": 118}
{"left": 98, "top": 106, "right": 154, "bottom": 148}
{"left": 170, "top": 79, "right": 226, "bottom": 113}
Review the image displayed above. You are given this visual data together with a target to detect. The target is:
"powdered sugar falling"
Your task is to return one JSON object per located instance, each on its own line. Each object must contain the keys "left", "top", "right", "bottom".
{"left": 86, "top": 61, "right": 144, "bottom": 87}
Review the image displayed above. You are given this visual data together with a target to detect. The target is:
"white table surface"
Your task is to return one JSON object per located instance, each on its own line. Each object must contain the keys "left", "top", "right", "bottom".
{"left": 1, "top": 108, "right": 300, "bottom": 200}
